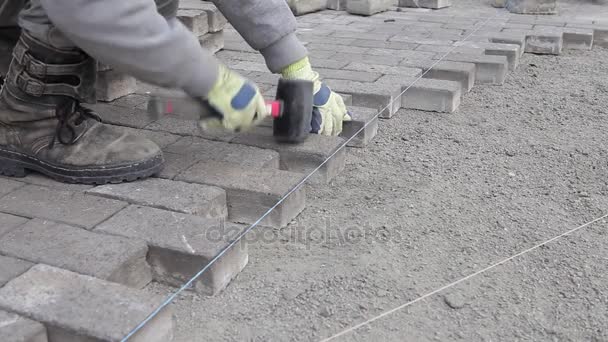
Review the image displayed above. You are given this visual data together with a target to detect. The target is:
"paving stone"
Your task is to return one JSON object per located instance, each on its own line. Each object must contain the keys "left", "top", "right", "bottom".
{"left": 331, "top": 31, "right": 394, "bottom": 41}
{"left": 506, "top": 0, "right": 556, "bottom": 14}
{"left": 347, "top": 0, "right": 392, "bottom": 16}
{"left": 105, "top": 93, "right": 149, "bottom": 109}
{"left": 0, "top": 212, "right": 28, "bottom": 238}
{"left": 0, "top": 219, "right": 151, "bottom": 288}
{"left": 180, "top": 0, "right": 226, "bottom": 32}
{"left": 176, "top": 161, "right": 306, "bottom": 228}
{"left": 145, "top": 116, "right": 237, "bottom": 142}
{"left": 399, "top": 0, "right": 451, "bottom": 8}
{"left": 222, "top": 39, "right": 257, "bottom": 53}
{"left": 228, "top": 60, "right": 269, "bottom": 73}
{"left": 315, "top": 67, "right": 381, "bottom": 82}
{"left": 562, "top": 28, "right": 593, "bottom": 50}
{"left": 0, "top": 265, "right": 173, "bottom": 342}
{"left": 110, "top": 126, "right": 181, "bottom": 149}
{"left": 307, "top": 43, "right": 370, "bottom": 54}
{"left": 415, "top": 44, "right": 484, "bottom": 55}
{"left": 230, "top": 126, "right": 347, "bottom": 184}
{"left": 0, "top": 310, "right": 47, "bottom": 342}
{"left": 87, "top": 178, "right": 227, "bottom": 219}
{"left": 216, "top": 50, "right": 265, "bottom": 63}
{"left": 96, "top": 205, "right": 247, "bottom": 295}
{"left": 457, "top": 41, "right": 520, "bottom": 70}
{"left": 330, "top": 52, "right": 403, "bottom": 66}
{"left": 401, "top": 60, "right": 476, "bottom": 92}
{"left": 324, "top": 78, "right": 402, "bottom": 118}
{"left": 525, "top": 29, "right": 563, "bottom": 55}
{"left": 340, "top": 93, "right": 353, "bottom": 106}
{"left": 199, "top": 31, "right": 224, "bottom": 54}
{"left": 342, "top": 62, "right": 422, "bottom": 78}
{"left": 439, "top": 53, "right": 508, "bottom": 84}
{"left": 287, "top": 0, "right": 328, "bottom": 15}
{"left": 349, "top": 39, "right": 419, "bottom": 50}
{"left": 367, "top": 48, "right": 438, "bottom": 61}
{"left": 399, "top": 77, "right": 461, "bottom": 113}
{"left": 0, "top": 185, "right": 127, "bottom": 229}
{"left": 593, "top": 27, "right": 608, "bottom": 48}
{"left": 343, "top": 106, "right": 379, "bottom": 148}
{"left": 0, "top": 255, "right": 33, "bottom": 287}
{"left": 489, "top": 33, "right": 527, "bottom": 55}
{"left": 95, "top": 69, "right": 137, "bottom": 102}
{"left": 310, "top": 57, "right": 350, "bottom": 70}
{"left": 90, "top": 103, "right": 155, "bottom": 129}
{"left": 156, "top": 151, "right": 200, "bottom": 180}
{"left": 327, "top": 0, "right": 348, "bottom": 10}
{"left": 177, "top": 9, "right": 209, "bottom": 36}
{"left": 0, "top": 178, "right": 24, "bottom": 198}
{"left": 163, "top": 136, "right": 280, "bottom": 169}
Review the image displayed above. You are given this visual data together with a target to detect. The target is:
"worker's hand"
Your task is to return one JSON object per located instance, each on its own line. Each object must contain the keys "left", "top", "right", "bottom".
{"left": 281, "top": 57, "right": 351, "bottom": 136}
{"left": 201, "top": 64, "right": 269, "bottom": 132}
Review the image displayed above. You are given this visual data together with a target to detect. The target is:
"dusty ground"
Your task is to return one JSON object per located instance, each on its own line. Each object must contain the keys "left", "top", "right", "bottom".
{"left": 143, "top": 3, "right": 608, "bottom": 342}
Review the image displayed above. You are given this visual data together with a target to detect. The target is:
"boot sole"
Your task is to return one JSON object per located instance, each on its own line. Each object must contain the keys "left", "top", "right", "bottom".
{"left": 0, "top": 148, "right": 164, "bottom": 185}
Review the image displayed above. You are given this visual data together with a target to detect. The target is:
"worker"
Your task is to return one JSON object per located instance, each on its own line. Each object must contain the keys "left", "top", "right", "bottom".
{"left": 0, "top": 0, "right": 350, "bottom": 184}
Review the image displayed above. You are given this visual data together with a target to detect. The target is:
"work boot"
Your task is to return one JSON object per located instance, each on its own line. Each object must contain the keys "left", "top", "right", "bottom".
{"left": 0, "top": 32, "right": 164, "bottom": 184}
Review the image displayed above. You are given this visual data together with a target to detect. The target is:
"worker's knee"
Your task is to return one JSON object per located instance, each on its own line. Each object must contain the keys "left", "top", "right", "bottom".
{"left": 155, "top": 0, "right": 179, "bottom": 19}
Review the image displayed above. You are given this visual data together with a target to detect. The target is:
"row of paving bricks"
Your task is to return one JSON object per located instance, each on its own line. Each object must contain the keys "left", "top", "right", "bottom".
{"left": 1, "top": 6, "right": 607, "bottom": 342}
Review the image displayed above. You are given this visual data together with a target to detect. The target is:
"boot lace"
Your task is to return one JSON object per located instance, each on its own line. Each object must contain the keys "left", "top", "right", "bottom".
{"left": 50, "top": 100, "right": 102, "bottom": 148}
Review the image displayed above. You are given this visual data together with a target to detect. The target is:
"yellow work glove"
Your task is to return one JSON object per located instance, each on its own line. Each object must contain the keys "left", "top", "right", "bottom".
{"left": 201, "top": 64, "right": 269, "bottom": 132}
{"left": 281, "top": 57, "right": 351, "bottom": 136}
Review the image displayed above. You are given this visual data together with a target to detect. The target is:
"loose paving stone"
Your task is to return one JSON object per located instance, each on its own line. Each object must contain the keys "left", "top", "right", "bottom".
{"left": 0, "top": 310, "right": 47, "bottom": 342}
{"left": 315, "top": 67, "right": 382, "bottom": 82}
{"left": 399, "top": 0, "right": 452, "bottom": 9}
{"left": 415, "top": 44, "right": 484, "bottom": 55}
{"left": 0, "top": 185, "right": 127, "bottom": 229}
{"left": 0, "top": 212, "right": 28, "bottom": 238}
{"left": 593, "top": 27, "right": 608, "bottom": 48}
{"left": 145, "top": 116, "right": 237, "bottom": 142}
{"left": 179, "top": 0, "right": 226, "bottom": 32}
{"left": 231, "top": 126, "right": 346, "bottom": 184}
{"left": 323, "top": 78, "right": 402, "bottom": 118}
{"left": 177, "top": 9, "right": 209, "bottom": 36}
{"left": 0, "top": 255, "right": 33, "bottom": 287}
{"left": 525, "top": 28, "right": 563, "bottom": 55}
{"left": 327, "top": 0, "right": 348, "bottom": 10}
{"left": 347, "top": 0, "right": 392, "bottom": 16}
{"left": 199, "top": 31, "right": 225, "bottom": 54}
{"left": 87, "top": 178, "right": 227, "bottom": 219}
{"left": 457, "top": 41, "right": 521, "bottom": 70}
{"left": 287, "top": 0, "right": 328, "bottom": 15}
{"left": 439, "top": 53, "right": 508, "bottom": 84}
{"left": 156, "top": 151, "right": 200, "bottom": 180}
{"left": 506, "top": 0, "right": 557, "bottom": 14}
{"left": 489, "top": 33, "right": 527, "bottom": 55}
{"left": 0, "top": 219, "right": 151, "bottom": 288}
{"left": 342, "top": 106, "right": 379, "bottom": 148}
{"left": 0, "top": 265, "right": 174, "bottom": 342}
{"left": 96, "top": 205, "right": 248, "bottom": 295}
{"left": 562, "top": 28, "right": 593, "bottom": 50}
{"left": 95, "top": 69, "right": 137, "bottom": 102}
{"left": 164, "top": 136, "right": 280, "bottom": 169}
{"left": 110, "top": 125, "right": 182, "bottom": 149}
{"left": 342, "top": 62, "right": 423, "bottom": 78}
{"left": 176, "top": 161, "right": 306, "bottom": 228}
{"left": 400, "top": 78, "right": 462, "bottom": 113}
{"left": 90, "top": 103, "right": 155, "bottom": 129}
{"left": 0, "top": 178, "right": 23, "bottom": 198}
{"left": 401, "top": 60, "right": 476, "bottom": 92}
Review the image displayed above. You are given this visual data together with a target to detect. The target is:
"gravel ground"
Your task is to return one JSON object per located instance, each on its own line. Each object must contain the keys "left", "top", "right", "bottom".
{"left": 142, "top": 3, "right": 608, "bottom": 341}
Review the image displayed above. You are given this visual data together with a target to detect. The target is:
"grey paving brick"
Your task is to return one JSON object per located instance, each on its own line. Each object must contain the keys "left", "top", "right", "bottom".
{"left": 96, "top": 205, "right": 247, "bottom": 295}
{"left": 593, "top": 27, "right": 608, "bottom": 48}
{"left": 489, "top": 33, "right": 527, "bottom": 55}
{"left": 340, "top": 93, "right": 353, "bottom": 106}
{"left": 562, "top": 28, "right": 593, "bottom": 50}
{"left": 310, "top": 58, "right": 350, "bottom": 70}
{"left": 228, "top": 60, "right": 269, "bottom": 73}
{"left": 156, "top": 151, "right": 200, "bottom": 180}
{"left": 415, "top": 44, "right": 485, "bottom": 55}
{"left": 367, "top": 48, "right": 438, "bottom": 61}
{"left": 347, "top": 0, "right": 392, "bottom": 16}
{"left": 216, "top": 50, "right": 265, "bottom": 63}
{"left": 327, "top": 0, "right": 348, "bottom": 10}
{"left": 110, "top": 93, "right": 149, "bottom": 110}
{"left": 179, "top": 0, "right": 226, "bottom": 32}
{"left": 316, "top": 67, "right": 382, "bottom": 83}
{"left": 0, "top": 264, "right": 173, "bottom": 342}
{"left": 343, "top": 106, "right": 379, "bottom": 148}
{"left": 287, "top": 0, "right": 328, "bottom": 15}
{"left": 0, "top": 178, "right": 24, "bottom": 198}
{"left": 177, "top": 9, "right": 209, "bottom": 36}
{"left": 0, "top": 255, "right": 33, "bottom": 287}
{"left": 331, "top": 31, "right": 394, "bottom": 41}
{"left": 400, "top": 78, "right": 461, "bottom": 113}
{"left": 0, "top": 212, "right": 28, "bottom": 238}
{"left": 349, "top": 39, "right": 419, "bottom": 50}
{"left": 230, "top": 126, "right": 347, "bottom": 184}
{"left": 222, "top": 39, "right": 257, "bottom": 53}
{"left": 0, "top": 185, "right": 127, "bottom": 229}
{"left": 342, "top": 62, "right": 422, "bottom": 77}
{"left": 145, "top": 116, "right": 236, "bottom": 142}
{"left": 88, "top": 178, "right": 227, "bottom": 219}
{"left": 95, "top": 69, "right": 137, "bottom": 102}
{"left": 307, "top": 42, "right": 370, "bottom": 54}
{"left": 10, "top": 174, "right": 92, "bottom": 192}
{"left": 400, "top": 0, "right": 451, "bottom": 8}
{"left": 164, "top": 136, "right": 280, "bottom": 169}
{"left": 200, "top": 31, "right": 224, "bottom": 54}
{"left": 401, "top": 59, "right": 476, "bottom": 92}
{"left": 176, "top": 161, "right": 306, "bottom": 228}
{"left": 439, "top": 53, "right": 508, "bottom": 84}
{"left": 323, "top": 78, "right": 402, "bottom": 118}
{"left": 458, "top": 41, "right": 520, "bottom": 70}
{"left": 0, "top": 219, "right": 151, "bottom": 288}
{"left": 90, "top": 103, "right": 155, "bottom": 129}
{"left": 525, "top": 30, "right": 563, "bottom": 55}
{"left": 109, "top": 126, "right": 181, "bottom": 149}
{"left": 0, "top": 310, "right": 47, "bottom": 342}
{"left": 331, "top": 52, "right": 404, "bottom": 66}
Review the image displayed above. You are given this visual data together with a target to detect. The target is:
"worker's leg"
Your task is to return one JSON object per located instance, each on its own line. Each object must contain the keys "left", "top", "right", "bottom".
{"left": 0, "top": 0, "right": 164, "bottom": 184}
{"left": 211, "top": 0, "right": 308, "bottom": 73}
{"left": 0, "top": 0, "right": 24, "bottom": 81}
